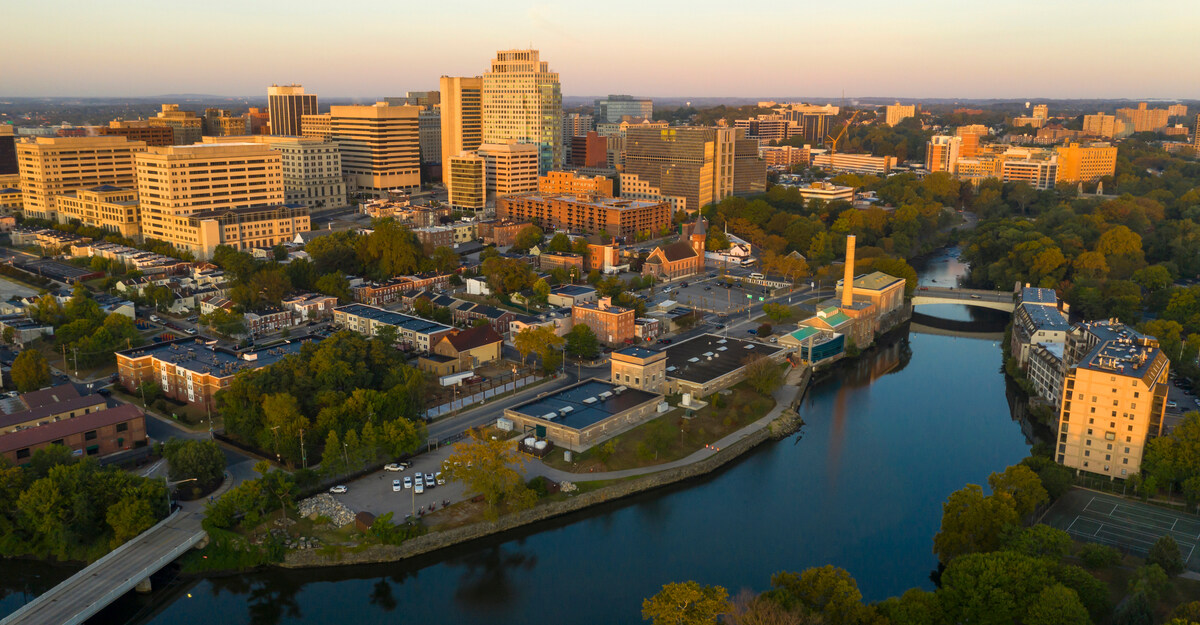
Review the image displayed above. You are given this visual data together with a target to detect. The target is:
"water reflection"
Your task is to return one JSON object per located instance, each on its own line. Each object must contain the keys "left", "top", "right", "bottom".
{"left": 447, "top": 545, "right": 537, "bottom": 612}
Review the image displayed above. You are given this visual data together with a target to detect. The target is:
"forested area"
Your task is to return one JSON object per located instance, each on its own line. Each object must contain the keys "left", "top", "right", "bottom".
{"left": 24, "top": 283, "right": 144, "bottom": 367}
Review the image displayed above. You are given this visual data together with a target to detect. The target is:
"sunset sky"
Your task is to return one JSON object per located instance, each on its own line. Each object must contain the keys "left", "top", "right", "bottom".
{"left": 4, "top": 0, "right": 1198, "bottom": 99}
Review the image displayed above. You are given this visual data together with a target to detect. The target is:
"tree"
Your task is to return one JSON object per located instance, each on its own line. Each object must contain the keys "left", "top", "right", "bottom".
{"left": 532, "top": 278, "right": 551, "bottom": 304}
{"left": 443, "top": 429, "right": 536, "bottom": 520}
{"left": 756, "top": 323, "right": 773, "bottom": 337}
{"left": 1023, "top": 584, "right": 1090, "bottom": 625}
{"left": 743, "top": 356, "right": 782, "bottom": 395}
{"left": 1129, "top": 564, "right": 1171, "bottom": 604}
{"left": 162, "top": 439, "right": 225, "bottom": 492}
{"left": 1078, "top": 542, "right": 1122, "bottom": 569}
{"left": 430, "top": 246, "right": 461, "bottom": 274}
{"left": 767, "top": 566, "right": 867, "bottom": 624}
{"left": 875, "top": 588, "right": 946, "bottom": 625}
{"left": 260, "top": 393, "right": 309, "bottom": 466}
{"left": 11, "top": 350, "right": 51, "bottom": 392}
{"left": 547, "top": 232, "right": 572, "bottom": 252}
{"left": 933, "top": 484, "right": 1019, "bottom": 563}
{"left": 321, "top": 430, "right": 346, "bottom": 477}
{"left": 202, "top": 308, "right": 247, "bottom": 337}
{"left": 106, "top": 495, "right": 156, "bottom": 548}
{"left": 1002, "top": 524, "right": 1072, "bottom": 559}
{"left": 987, "top": 464, "right": 1048, "bottom": 517}
{"left": 1148, "top": 535, "right": 1186, "bottom": 576}
{"left": 642, "top": 581, "right": 729, "bottom": 625}
{"left": 513, "top": 325, "right": 556, "bottom": 367}
{"left": 566, "top": 324, "right": 600, "bottom": 359}
{"left": 937, "top": 551, "right": 1055, "bottom": 625}
{"left": 1113, "top": 592, "right": 1154, "bottom": 625}
{"left": 513, "top": 225, "right": 544, "bottom": 252}
{"left": 637, "top": 418, "right": 675, "bottom": 461}
{"left": 762, "top": 303, "right": 792, "bottom": 323}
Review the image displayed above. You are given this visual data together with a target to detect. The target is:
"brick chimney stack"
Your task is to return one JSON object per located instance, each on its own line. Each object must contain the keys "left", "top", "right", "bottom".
{"left": 841, "top": 235, "right": 856, "bottom": 308}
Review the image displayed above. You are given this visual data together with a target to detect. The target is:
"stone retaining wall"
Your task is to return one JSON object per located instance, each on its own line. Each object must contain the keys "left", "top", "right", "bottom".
{"left": 281, "top": 411, "right": 784, "bottom": 569}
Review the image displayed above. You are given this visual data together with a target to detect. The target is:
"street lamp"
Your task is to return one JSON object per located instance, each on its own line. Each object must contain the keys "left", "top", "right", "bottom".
{"left": 163, "top": 477, "right": 198, "bottom": 513}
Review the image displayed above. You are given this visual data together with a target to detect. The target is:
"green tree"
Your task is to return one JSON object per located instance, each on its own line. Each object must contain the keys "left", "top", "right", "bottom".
{"left": 762, "top": 302, "right": 792, "bottom": 323}
{"left": 162, "top": 439, "right": 225, "bottom": 492}
{"left": 743, "top": 355, "right": 782, "bottom": 395}
{"left": 106, "top": 495, "right": 156, "bottom": 548}
{"left": 767, "top": 566, "right": 867, "bottom": 624}
{"left": 1129, "top": 564, "right": 1171, "bottom": 604}
{"left": 1002, "top": 524, "right": 1072, "bottom": 559}
{"left": 937, "top": 551, "right": 1055, "bottom": 625}
{"left": 443, "top": 429, "right": 536, "bottom": 520}
{"left": 1148, "top": 535, "right": 1186, "bottom": 576}
{"left": 260, "top": 393, "right": 309, "bottom": 466}
{"left": 988, "top": 464, "right": 1048, "bottom": 517}
{"left": 513, "top": 225, "right": 544, "bottom": 252}
{"left": 642, "top": 581, "right": 729, "bottom": 625}
{"left": 637, "top": 419, "right": 675, "bottom": 461}
{"left": 430, "top": 246, "right": 460, "bottom": 274}
{"left": 875, "top": 588, "right": 946, "bottom": 625}
{"left": 1078, "top": 542, "right": 1122, "bottom": 569}
{"left": 933, "top": 484, "right": 1020, "bottom": 563}
{"left": 1113, "top": 592, "right": 1153, "bottom": 625}
{"left": 566, "top": 324, "right": 600, "bottom": 359}
{"left": 11, "top": 349, "right": 51, "bottom": 392}
{"left": 1023, "top": 583, "right": 1090, "bottom": 625}
{"left": 29, "top": 444, "right": 77, "bottom": 479}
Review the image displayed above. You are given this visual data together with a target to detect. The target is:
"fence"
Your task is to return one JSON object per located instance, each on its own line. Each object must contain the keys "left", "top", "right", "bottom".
{"left": 423, "top": 374, "right": 540, "bottom": 419}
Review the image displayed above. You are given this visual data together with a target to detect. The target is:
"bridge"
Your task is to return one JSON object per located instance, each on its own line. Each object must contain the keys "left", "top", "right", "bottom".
{"left": 1, "top": 508, "right": 206, "bottom": 625}
{"left": 910, "top": 286, "right": 1015, "bottom": 312}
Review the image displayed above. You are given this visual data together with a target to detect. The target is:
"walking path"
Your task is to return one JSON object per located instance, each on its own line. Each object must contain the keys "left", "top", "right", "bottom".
{"left": 528, "top": 370, "right": 807, "bottom": 482}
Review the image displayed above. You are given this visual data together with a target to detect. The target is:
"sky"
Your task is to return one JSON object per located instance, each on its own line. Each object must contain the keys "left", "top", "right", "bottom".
{"left": 3, "top": 0, "right": 1199, "bottom": 100}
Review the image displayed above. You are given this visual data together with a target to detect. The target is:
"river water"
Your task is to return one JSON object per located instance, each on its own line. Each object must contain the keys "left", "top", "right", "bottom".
{"left": 0, "top": 247, "right": 1030, "bottom": 625}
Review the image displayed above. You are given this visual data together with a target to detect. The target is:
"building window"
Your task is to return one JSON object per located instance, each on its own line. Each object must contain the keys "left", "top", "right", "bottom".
{"left": 84, "top": 430, "right": 98, "bottom": 441}
{"left": 16, "top": 448, "right": 30, "bottom": 459}
{"left": 116, "top": 422, "right": 128, "bottom": 433}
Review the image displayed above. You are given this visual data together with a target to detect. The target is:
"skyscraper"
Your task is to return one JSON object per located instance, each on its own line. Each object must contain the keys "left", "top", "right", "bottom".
{"left": 268, "top": 84, "right": 318, "bottom": 136}
{"left": 439, "top": 75, "right": 483, "bottom": 186}
{"left": 329, "top": 102, "right": 421, "bottom": 197}
{"left": 0, "top": 125, "right": 18, "bottom": 175}
{"left": 594, "top": 95, "right": 653, "bottom": 123}
{"left": 623, "top": 127, "right": 764, "bottom": 213}
{"left": 17, "top": 136, "right": 145, "bottom": 221}
{"left": 925, "top": 135, "right": 961, "bottom": 174}
{"left": 481, "top": 49, "right": 562, "bottom": 174}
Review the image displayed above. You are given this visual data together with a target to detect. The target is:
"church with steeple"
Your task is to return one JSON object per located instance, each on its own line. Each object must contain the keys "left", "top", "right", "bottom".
{"left": 642, "top": 217, "right": 707, "bottom": 281}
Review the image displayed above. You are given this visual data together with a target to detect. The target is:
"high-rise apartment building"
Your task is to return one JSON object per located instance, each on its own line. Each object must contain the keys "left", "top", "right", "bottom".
{"left": 570, "top": 131, "right": 607, "bottom": 169}
{"left": 17, "top": 136, "right": 146, "bottom": 221}
{"left": 885, "top": 102, "right": 917, "bottom": 126}
{"left": 925, "top": 135, "right": 961, "bottom": 174}
{"left": 149, "top": 105, "right": 202, "bottom": 145}
{"left": 418, "top": 108, "right": 441, "bottom": 165}
{"left": 538, "top": 171, "right": 613, "bottom": 197}
{"left": 562, "top": 113, "right": 594, "bottom": 151}
{"left": 1116, "top": 102, "right": 1170, "bottom": 134}
{"left": 244, "top": 108, "right": 270, "bottom": 135}
{"left": 135, "top": 142, "right": 285, "bottom": 254}
{"left": 100, "top": 120, "right": 175, "bottom": 147}
{"left": 268, "top": 84, "right": 318, "bottom": 136}
{"left": 439, "top": 76, "right": 483, "bottom": 186}
{"left": 0, "top": 125, "right": 17, "bottom": 175}
{"left": 594, "top": 96, "right": 653, "bottom": 123}
{"left": 1056, "top": 321, "right": 1169, "bottom": 478}
{"left": 1032, "top": 104, "right": 1048, "bottom": 120}
{"left": 385, "top": 92, "right": 441, "bottom": 108}
{"left": 448, "top": 152, "right": 486, "bottom": 210}
{"left": 624, "top": 127, "right": 764, "bottom": 213}
{"left": 202, "top": 136, "right": 347, "bottom": 211}
{"left": 1167, "top": 104, "right": 1188, "bottom": 118}
{"left": 1082, "top": 113, "right": 1125, "bottom": 139}
{"left": 477, "top": 142, "right": 539, "bottom": 198}
{"left": 956, "top": 124, "right": 988, "bottom": 158}
{"left": 329, "top": 102, "right": 421, "bottom": 197}
{"left": 734, "top": 116, "right": 792, "bottom": 143}
{"left": 1055, "top": 142, "right": 1117, "bottom": 184}
{"left": 481, "top": 49, "right": 562, "bottom": 174}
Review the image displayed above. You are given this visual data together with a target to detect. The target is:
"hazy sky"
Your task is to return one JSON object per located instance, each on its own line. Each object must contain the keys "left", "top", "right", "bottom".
{"left": 4, "top": 0, "right": 1199, "bottom": 99}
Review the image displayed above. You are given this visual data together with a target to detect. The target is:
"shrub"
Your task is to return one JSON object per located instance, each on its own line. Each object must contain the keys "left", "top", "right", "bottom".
{"left": 1079, "top": 542, "right": 1122, "bottom": 569}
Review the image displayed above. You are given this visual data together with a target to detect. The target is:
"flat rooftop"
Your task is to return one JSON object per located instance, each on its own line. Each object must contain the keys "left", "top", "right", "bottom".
{"left": 1021, "top": 287, "right": 1059, "bottom": 306}
{"left": 509, "top": 379, "right": 660, "bottom": 430}
{"left": 117, "top": 337, "right": 318, "bottom": 377}
{"left": 335, "top": 303, "right": 452, "bottom": 335}
{"left": 661, "top": 333, "right": 784, "bottom": 385}
{"left": 1020, "top": 302, "right": 1069, "bottom": 332}
{"left": 551, "top": 284, "right": 596, "bottom": 296}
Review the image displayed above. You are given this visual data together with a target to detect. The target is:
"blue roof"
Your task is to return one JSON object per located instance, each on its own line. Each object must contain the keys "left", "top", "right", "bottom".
{"left": 1020, "top": 302, "right": 1069, "bottom": 332}
{"left": 1021, "top": 287, "right": 1058, "bottom": 306}
{"left": 335, "top": 304, "right": 452, "bottom": 334}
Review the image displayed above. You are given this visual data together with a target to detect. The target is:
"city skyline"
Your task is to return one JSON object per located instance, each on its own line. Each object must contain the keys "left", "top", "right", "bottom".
{"left": 4, "top": 0, "right": 1199, "bottom": 99}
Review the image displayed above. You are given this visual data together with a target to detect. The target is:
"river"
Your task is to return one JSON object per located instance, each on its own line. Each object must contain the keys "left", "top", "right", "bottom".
{"left": 0, "top": 247, "right": 1031, "bottom": 625}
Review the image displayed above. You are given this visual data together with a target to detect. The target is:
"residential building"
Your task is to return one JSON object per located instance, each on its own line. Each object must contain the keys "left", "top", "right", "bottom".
{"left": 999, "top": 151, "right": 1058, "bottom": 190}
{"left": 1082, "top": 113, "right": 1125, "bottom": 139}
{"left": 0, "top": 125, "right": 16, "bottom": 175}
{"left": 1167, "top": 104, "right": 1188, "bottom": 118}
{"left": 268, "top": 84, "right": 317, "bottom": 136}
{"left": 643, "top": 219, "right": 706, "bottom": 281}
{"left": 414, "top": 225, "right": 454, "bottom": 252}
{"left": 786, "top": 181, "right": 855, "bottom": 203}
{"left": 439, "top": 75, "right": 484, "bottom": 187}
{"left": 54, "top": 185, "right": 140, "bottom": 239}
{"left": 761, "top": 145, "right": 811, "bottom": 168}
{"left": 548, "top": 284, "right": 596, "bottom": 308}
{"left": 624, "top": 126, "right": 764, "bottom": 213}
{"left": 448, "top": 152, "right": 486, "bottom": 209}
{"left": 244, "top": 307, "right": 293, "bottom": 336}
{"left": 570, "top": 131, "right": 608, "bottom": 168}
{"left": 282, "top": 292, "right": 338, "bottom": 321}
{"left": 187, "top": 204, "right": 310, "bottom": 257}
{"left": 330, "top": 102, "right": 421, "bottom": 196}
{"left": 734, "top": 116, "right": 792, "bottom": 143}
{"left": 1055, "top": 321, "right": 1169, "bottom": 478}
{"left": 497, "top": 193, "right": 671, "bottom": 238}
{"left": 538, "top": 251, "right": 584, "bottom": 273}
{"left": 1055, "top": 142, "right": 1117, "bottom": 184}
{"left": 418, "top": 108, "right": 441, "bottom": 164}
{"left": 148, "top": 104, "right": 202, "bottom": 145}
{"left": 618, "top": 173, "right": 686, "bottom": 214}
{"left": 0, "top": 384, "right": 107, "bottom": 434}
{"left": 594, "top": 95, "right": 653, "bottom": 123}
{"left": 301, "top": 113, "right": 332, "bottom": 141}
{"left": 1010, "top": 288, "right": 1070, "bottom": 368}
{"left": 573, "top": 297, "right": 635, "bottom": 344}
{"left": 925, "top": 135, "right": 961, "bottom": 174}
{"left": 451, "top": 302, "right": 516, "bottom": 335}
{"left": 1116, "top": 102, "right": 1170, "bottom": 134}
{"left": 481, "top": 49, "right": 562, "bottom": 173}
{"left": 885, "top": 102, "right": 916, "bottom": 126}
{"left": 17, "top": 135, "right": 145, "bottom": 221}
{"left": 100, "top": 120, "right": 175, "bottom": 147}
{"left": 0, "top": 404, "right": 146, "bottom": 465}
{"left": 811, "top": 153, "right": 897, "bottom": 176}
{"left": 349, "top": 274, "right": 450, "bottom": 306}
{"left": 538, "top": 171, "right": 613, "bottom": 197}
{"left": 477, "top": 220, "right": 530, "bottom": 246}
{"left": 1012, "top": 116, "right": 1046, "bottom": 129}
{"left": 432, "top": 325, "right": 504, "bottom": 370}
{"left": 1195, "top": 114, "right": 1200, "bottom": 150}
{"left": 135, "top": 142, "right": 285, "bottom": 255}
{"left": 202, "top": 135, "right": 346, "bottom": 211}
{"left": 477, "top": 142, "right": 539, "bottom": 197}
{"left": 1028, "top": 342, "right": 1065, "bottom": 409}
{"left": 1032, "top": 104, "right": 1049, "bottom": 120}
{"left": 563, "top": 113, "right": 594, "bottom": 145}
{"left": 333, "top": 303, "right": 453, "bottom": 352}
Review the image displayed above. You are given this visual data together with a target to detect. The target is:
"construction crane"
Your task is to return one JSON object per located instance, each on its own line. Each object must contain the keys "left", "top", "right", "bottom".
{"left": 824, "top": 109, "right": 862, "bottom": 172}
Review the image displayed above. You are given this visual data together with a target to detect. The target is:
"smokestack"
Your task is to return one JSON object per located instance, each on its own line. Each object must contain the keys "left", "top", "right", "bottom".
{"left": 841, "top": 235, "right": 856, "bottom": 308}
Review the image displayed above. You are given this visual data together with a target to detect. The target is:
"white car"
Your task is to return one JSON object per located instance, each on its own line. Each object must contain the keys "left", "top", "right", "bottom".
{"left": 425, "top": 473, "right": 436, "bottom": 488}
{"left": 415, "top": 476, "right": 424, "bottom": 488}
{"left": 403, "top": 476, "right": 412, "bottom": 489}
{"left": 414, "top": 482, "right": 424, "bottom": 494}
{"left": 185, "top": 328, "right": 197, "bottom": 335}
{"left": 384, "top": 463, "right": 404, "bottom": 472}
{"left": 436, "top": 472, "right": 445, "bottom": 485}
{"left": 329, "top": 485, "right": 348, "bottom": 494}
{"left": 392, "top": 479, "right": 402, "bottom": 492}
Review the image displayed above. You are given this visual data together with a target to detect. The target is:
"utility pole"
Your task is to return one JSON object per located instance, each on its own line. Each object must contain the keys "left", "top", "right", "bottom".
{"left": 299, "top": 428, "right": 306, "bottom": 470}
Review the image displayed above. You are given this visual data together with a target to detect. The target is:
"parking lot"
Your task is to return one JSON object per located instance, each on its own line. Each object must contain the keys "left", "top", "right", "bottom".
{"left": 659, "top": 274, "right": 778, "bottom": 315}
{"left": 331, "top": 442, "right": 470, "bottom": 522}
{"left": 1042, "top": 489, "right": 1200, "bottom": 570}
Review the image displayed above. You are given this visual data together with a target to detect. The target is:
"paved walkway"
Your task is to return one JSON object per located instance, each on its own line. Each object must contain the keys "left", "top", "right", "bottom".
{"left": 528, "top": 370, "right": 807, "bottom": 482}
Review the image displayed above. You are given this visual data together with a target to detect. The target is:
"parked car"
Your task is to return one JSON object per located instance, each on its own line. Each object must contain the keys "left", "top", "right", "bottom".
{"left": 392, "top": 479, "right": 402, "bottom": 492}
{"left": 384, "top": 463, "right": 404, "bottom": 472}
{"left": 185, "top": 328, "right": 197, "bottom": 335}
{"left": 329, "top": 485, "right": 348, "bottom": 494}
{"left": 425, "top": 473, "right": 435, "bottom": 487}
{"left": 680, "top": 282, "right": 688, "bottom": 288}
{"left": 747, "top": 329, "right": 757, "bottom": 335}
{"left": 704, "top": 286, "right": 712, "bottom": 291}
{"left": 415, "top": 475, "right": 424, "bottom": 488}
{"left": 436, "top": 472, "right": 445, "bottom": 485}
{"left": 414, "top": 482, "right": 424, "bottom": 494}
{"left": 970, "top": 294, "right": 981, "bottom": 299}
{"left": 1167, "top": 401, "right": 1179, "bottom": 409}
{"left": 657, "top": 338, "right": 672, "bottom": 345}
{"left": 403, "top": 476, "right": 412, "bottom": 489}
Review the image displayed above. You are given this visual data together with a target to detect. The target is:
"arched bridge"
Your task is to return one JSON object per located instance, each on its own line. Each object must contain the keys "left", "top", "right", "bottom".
{"left": 911, "top": 286, "right": 1015, "bottom": 313}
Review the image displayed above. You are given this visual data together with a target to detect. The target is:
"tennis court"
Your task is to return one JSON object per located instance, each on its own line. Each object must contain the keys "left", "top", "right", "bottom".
{"left": 1042, "top": 489, "right": 1200, "bottom": 570}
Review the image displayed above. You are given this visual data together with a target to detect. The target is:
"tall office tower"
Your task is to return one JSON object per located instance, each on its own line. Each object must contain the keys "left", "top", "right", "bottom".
{"left": 100, "top": 120, "right": 175, "bottom": 147}
{"left": 448, "top": 152, "right": 486, "bottom": 210}
{"left": 1054, "top": 142, "right": 1117, "bottom": 184}
{"left": 17, "top": 136, "right": 146, "bottom": 221}
{"left": 1116, "top": 102, "right": 1170, "bottom": 133}
{"left": 439, "top": 76, "right": 483, "bottom": 185}
{"left": 149, "top": 104, "right": 203, "bottom": 145}
{"left": 624, "top": 127, "right": 764, "bottom": 213}
{"left": 1055, "top": 321, "right": 1169, "bottom": 478}
{"left": 481, "top": 49, "right": 562, "bottom": 174}
{"left": 570, "top": 131, "right": 608, "bottom": 169}
{"left": 245, "top": 108, "right": 270, "bottom": 135}
{"left": 1032, "top": 104, "right": 1048, "bottom": 120}
{"left": 0, "top": 125, "right": 17, "bottom": 175}
{"left": 301, "top": 114, "right": 332, "bottom": 141}
{"left": 135, "top": 143, "right": 286, "bottom": 256}
{"left": 202, "top": 136, "right": 347, "bottom": 212}
{"left": 594, "top": 95, "right": 654, "bottom": 123}
{"left": 956, "top": 124, "right": 988, "bottom": 158}
{"left": 562, "top": 113, "right": 594, "bottom": 162}
{"left": 925, "top": 135, "right": 962, "bottom": 173}
{"left": 329, "top": 102, "right": 421, "bottom": 197}
{"left": 418, "top": 108, "right": 442, "bottom": 164}
{"left": 268, "top": 84, "right": 318, "bottom": 136}
{"left": 385, "top": 92, "right": 441, "bottom": 108}
{"left": 477, "top": 142, "right": 539, "bottom": 198}
{"left": 885, "top": 102, "right": 917, "bottom": 126}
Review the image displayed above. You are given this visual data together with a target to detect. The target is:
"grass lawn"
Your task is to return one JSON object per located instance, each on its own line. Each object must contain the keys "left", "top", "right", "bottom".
{"left": 540, "top": 383, "right": 775, "bottom": 474}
